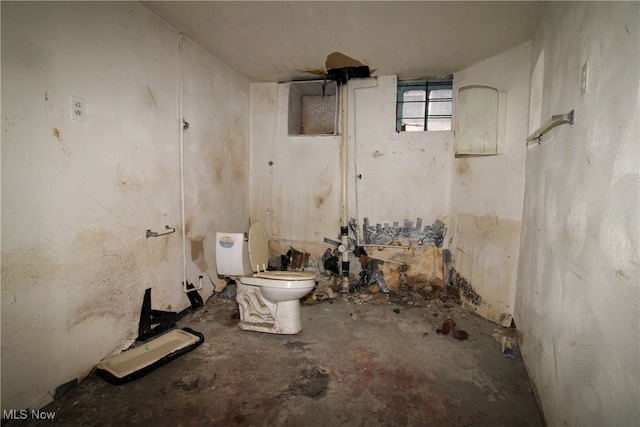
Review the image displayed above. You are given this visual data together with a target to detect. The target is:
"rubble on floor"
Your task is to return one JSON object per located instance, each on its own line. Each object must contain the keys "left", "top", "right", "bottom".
{"left": 20, "top": 295, "right": 543, "bottom": 427}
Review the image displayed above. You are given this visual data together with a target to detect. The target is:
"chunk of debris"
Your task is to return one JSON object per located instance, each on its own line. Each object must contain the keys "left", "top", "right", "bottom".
{"left": 352, "top": 250, "right": 389, "bottom": 294}
{"left": 288, "top": 247, "right": 310, "bottom": 269}
{"left": 219, "top": 283, "right": 237, "bottom": 299}
{"left": 322, "top": 248, "right": 340, "bottom": 276}
{"left": 501, "top": 336, "right": 515, "bottom": 358}
{"left": 451, "top": 328, "right": 469, "bottom": 341}
{"left": 436, "top": 318, "right": 468, "bottom": 341}
{"left": 436, "top": 319, "right": 455, "bottom": 335}
{"left": 325, "top": 52, "right": 371, "bottom": 84}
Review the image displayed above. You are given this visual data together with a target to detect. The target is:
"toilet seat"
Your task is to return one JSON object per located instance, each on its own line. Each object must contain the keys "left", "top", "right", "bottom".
{"left": 255, "top": 271, "right": 316, "bottom": 280}
{"left": 241, "top": 275, "right": 315, "bottom": 288}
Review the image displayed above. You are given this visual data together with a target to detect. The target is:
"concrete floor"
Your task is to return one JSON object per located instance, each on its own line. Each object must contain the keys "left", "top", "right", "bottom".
{"left": 20, "top": 294, "right": 544, "bottom": 426}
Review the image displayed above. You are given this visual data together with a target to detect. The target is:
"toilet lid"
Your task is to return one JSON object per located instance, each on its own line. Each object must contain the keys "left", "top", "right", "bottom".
{"left": 248, "top": 221, "right": 269, "bottom": 272}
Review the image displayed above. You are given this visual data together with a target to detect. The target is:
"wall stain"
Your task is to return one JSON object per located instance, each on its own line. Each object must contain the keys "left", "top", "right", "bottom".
{"left": 212, "top": 158, "right": 225, "bottom": 184}
{"left": 116, "top": 165, "right": 145, "bottom": 191}
{"left": 190, "top": 235, "right": 209, "bottom": 272}
{"left": 145, "top": 85, "right": 157, "bottom": 109}
{"left": 315, "top": 182, "right": 333, "bottom": 208}
{"left": 52, "top": 127, "right": 71, "bottom": 156}
{"left": 449, "top": 268, "right": 482, "bottom": 305}
{"left": 373, "top": 150, "right": 384, "bottom": 157}
{"left": 456, "top": 158, "right": 470, "bottom": 176}
{"left": 52, "top": 127, "right": 62, "bottom": 141}
{"left": 185, "top": 215, "right": 195, "bottom": 235}
{"left": 67, "top": 228, "right": 143, "bottom": 329}
{"left": 2, "top": 247, "right": 62, "bottom": 293}
{"left": 615, "top": 269, "right": 629, "bottom": 279}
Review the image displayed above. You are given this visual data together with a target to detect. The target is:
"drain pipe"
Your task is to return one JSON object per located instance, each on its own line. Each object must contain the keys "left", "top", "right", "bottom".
{"left": 179, "top": 32, "right": 188, "bottom": 293}
{"left": 339, "top": 81, "right": 350, "bottom": 292}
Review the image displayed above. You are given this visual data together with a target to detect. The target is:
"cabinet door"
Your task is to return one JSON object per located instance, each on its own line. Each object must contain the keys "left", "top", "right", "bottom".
{"left": 455, "top": 85, "right": 506, "bottom": 156}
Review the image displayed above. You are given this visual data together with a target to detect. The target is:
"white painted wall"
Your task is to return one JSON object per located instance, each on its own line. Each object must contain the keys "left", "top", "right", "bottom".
{"left": 1, "top": 2, "right": 249, "bottom": 411}
{"left": 249, "top": 77, "right": 454, "bottom": 271}
{"left": 349, "top": 77, "right": 453, "bottom": 233}
{"left": 181, "top": 38, "right": 250, "bottom": 290}
{"left": 516, "top": 2, "right": 640, "bottom": 425}
{"left": 249, "top": 82, "right": 342, "bottom": 258}
{"left": 449, "top": 43, "right": 531, "bottom": 326}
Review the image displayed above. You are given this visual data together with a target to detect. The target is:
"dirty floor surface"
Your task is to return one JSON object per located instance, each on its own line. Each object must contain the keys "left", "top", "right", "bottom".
{"left": 21, "top": 295, "right": 543, "bottom": 426}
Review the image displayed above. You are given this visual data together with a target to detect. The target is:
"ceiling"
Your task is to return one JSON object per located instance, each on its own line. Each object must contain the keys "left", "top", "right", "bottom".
{"left": 142, "top": 1, "right": 544, "bottom": 83}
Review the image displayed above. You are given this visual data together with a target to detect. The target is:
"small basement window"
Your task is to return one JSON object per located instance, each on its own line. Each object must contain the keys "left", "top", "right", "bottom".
{"left": 396, "top": 80, "right": 452, "bottom": 132}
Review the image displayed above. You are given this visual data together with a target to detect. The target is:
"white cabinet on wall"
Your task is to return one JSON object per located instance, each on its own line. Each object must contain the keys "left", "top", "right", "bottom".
{"left": 455, "top": 85, "right": 506, "bottom": 156}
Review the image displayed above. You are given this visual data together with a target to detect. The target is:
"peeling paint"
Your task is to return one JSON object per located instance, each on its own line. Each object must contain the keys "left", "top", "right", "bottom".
{"left": 374, "top": 245, "right": 444, "bottom": 295}
{"left": 452, "top": 212, "right": 520, "bottom": 325}
{"left": 363, "top": 217, "right": 447, "bottom": 248}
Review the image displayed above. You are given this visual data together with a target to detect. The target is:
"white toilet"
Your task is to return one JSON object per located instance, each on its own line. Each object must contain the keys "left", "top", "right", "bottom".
{"left": 215, "top": 221, "right": 316, "bottom": 335}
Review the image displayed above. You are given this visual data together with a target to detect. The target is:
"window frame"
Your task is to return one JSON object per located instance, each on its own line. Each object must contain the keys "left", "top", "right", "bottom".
{"left": 396, "top": 79, "right": 453, "bottom": 132}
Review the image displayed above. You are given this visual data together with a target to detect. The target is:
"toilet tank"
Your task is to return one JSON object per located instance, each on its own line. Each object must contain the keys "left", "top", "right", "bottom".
{"left": 215, "top": 232, "right": 253, "bottom": 277}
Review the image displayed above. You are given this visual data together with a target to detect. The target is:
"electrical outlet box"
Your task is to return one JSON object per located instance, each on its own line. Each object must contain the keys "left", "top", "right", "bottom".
{"left": 581, "top": 62, "right": 590, "bottom": 95}
{"left": 71, "top": 95, "right": 85, "bottom": 121}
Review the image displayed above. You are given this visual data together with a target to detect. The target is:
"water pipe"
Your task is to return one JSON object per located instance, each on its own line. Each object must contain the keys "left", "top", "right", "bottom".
{"left": 351, "top": 78, "right": 379, "bottom": 245}
{"left": 266, "top": 84, "right": 280, "bottom": 237}
{"left": 340, "top": 81, "right": 350, "bottom": 292}
{"left": 178, "top": 33, "right": 201, "bottom": 293}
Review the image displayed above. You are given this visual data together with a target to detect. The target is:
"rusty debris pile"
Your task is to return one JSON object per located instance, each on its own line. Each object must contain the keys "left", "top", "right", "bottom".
{"left": 268, "top": 244, "right": 465, "bottom": 310}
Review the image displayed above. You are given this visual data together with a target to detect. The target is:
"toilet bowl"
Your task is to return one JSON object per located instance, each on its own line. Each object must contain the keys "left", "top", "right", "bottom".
{"left": 216, "top": 221, "right": 316, "bottom": 334}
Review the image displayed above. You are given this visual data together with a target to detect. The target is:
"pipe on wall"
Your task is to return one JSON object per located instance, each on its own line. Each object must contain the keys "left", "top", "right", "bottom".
{"left": 266, "top": 84, "right": 280, "bottom": 237}
{"left": 178, "top": 33, "right": 201, "bottom": 293}
{"left": 339, "top": 78, "right": 379, "bottom": 290}
{"left": 179, "top": 32, "right": 188, "bottom": 292}
{"left": 351, "top": 78, "right": 379, "bottom": 245}
{"left": 340, "top": 82, "right": 350, "bottom": 291}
